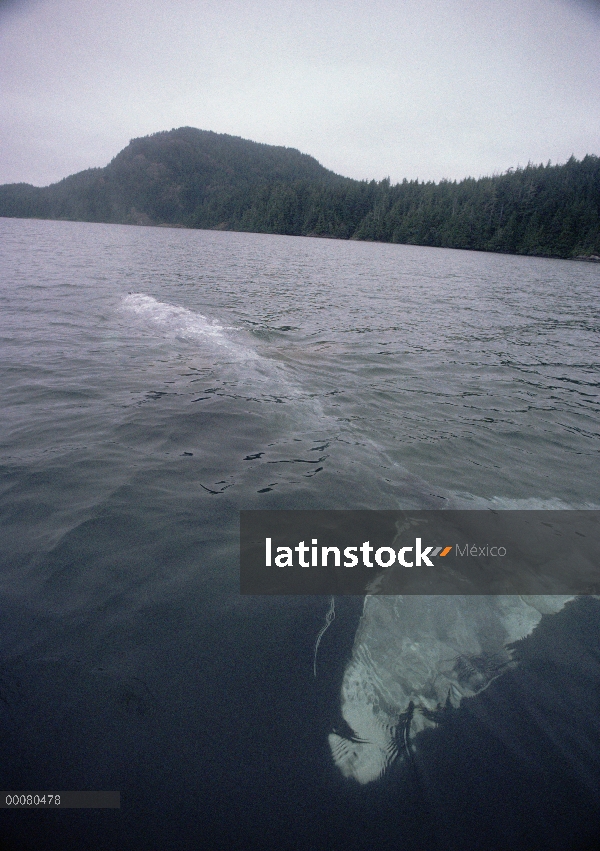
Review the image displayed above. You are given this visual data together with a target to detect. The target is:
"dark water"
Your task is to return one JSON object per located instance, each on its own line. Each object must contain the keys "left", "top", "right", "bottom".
{"left": 0, "top": 218, "right": 599, "bottom": 850}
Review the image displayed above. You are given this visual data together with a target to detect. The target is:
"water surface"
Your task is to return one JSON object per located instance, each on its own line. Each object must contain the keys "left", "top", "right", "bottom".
{"left": 0, "top": 218, "right": 599, "bottom": 850}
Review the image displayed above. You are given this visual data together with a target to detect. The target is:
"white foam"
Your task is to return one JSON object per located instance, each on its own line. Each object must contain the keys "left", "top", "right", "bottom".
{"left": 121, "top": 293, "right": 256, "bottom": 358}
{"left": 120, "top": 293, "right": 331, "bottom": 418}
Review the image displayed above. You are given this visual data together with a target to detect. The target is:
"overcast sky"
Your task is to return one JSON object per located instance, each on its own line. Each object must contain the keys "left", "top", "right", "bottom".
{"left": 1, "top": 0, "right": 599, "bottom": 186}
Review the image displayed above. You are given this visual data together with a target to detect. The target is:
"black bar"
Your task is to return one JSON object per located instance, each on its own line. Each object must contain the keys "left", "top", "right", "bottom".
{"left": 240, "top": 509, "right": 600, "bottom": 595}
{"left": 1, "top": 792, "right": 120, "bottom": 808}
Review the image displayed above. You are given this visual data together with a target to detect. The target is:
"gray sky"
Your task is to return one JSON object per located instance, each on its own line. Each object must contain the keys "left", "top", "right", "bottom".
{"left": 1, "top": 0, "right": 599, "bottom": 186}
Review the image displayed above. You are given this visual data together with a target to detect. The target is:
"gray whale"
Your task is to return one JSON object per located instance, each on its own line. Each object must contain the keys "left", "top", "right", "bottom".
{"left": 329, "top": 594, "right": 576, "bottom": 784}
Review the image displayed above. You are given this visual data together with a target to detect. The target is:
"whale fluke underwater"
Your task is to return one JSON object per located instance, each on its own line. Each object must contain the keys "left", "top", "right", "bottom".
{"left": 328, "top": 594, "right": 578, "bottom": 784}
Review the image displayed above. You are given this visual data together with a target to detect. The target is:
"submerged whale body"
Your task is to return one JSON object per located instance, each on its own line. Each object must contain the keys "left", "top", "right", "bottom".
{"left": 328, "top": 594, "right": 575, "bottom": 784}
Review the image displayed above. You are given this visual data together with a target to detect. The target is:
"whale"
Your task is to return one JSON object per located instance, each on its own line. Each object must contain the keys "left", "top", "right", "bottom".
{"left": 328, "top": 593, "right": 576, "bottom": 784}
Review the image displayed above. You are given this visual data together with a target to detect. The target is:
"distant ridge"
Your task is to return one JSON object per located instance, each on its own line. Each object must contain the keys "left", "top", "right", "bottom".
{"left": 1, "top": 127, "right": 599, "bottom": 259}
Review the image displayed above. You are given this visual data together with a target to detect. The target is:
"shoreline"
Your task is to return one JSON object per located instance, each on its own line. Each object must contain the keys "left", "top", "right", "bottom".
{"left": 2, "top": 214, "right": 599, "bottom": 263}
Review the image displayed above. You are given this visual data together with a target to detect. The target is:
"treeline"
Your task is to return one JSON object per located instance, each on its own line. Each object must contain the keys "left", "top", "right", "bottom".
{"left": 1, "top": 127, "right": 599, "bottom": 259}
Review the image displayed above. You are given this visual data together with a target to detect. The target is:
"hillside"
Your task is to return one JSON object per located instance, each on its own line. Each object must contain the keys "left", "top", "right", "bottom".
{"left": 1, "top": 127, "right": 599, "bottom": 259}
{"left": 0, "top": 128, "right": 345, "bottom": 228}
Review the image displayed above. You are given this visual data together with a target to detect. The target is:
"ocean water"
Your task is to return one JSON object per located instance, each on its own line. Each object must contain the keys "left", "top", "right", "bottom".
{"left": 0, "top": 217, "right": 599, "bottom": 850}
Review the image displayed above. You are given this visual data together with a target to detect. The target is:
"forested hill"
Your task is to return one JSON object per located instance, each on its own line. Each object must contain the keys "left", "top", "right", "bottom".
{"left": 1, "top": 127, "right": 599, "bottom": 259}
